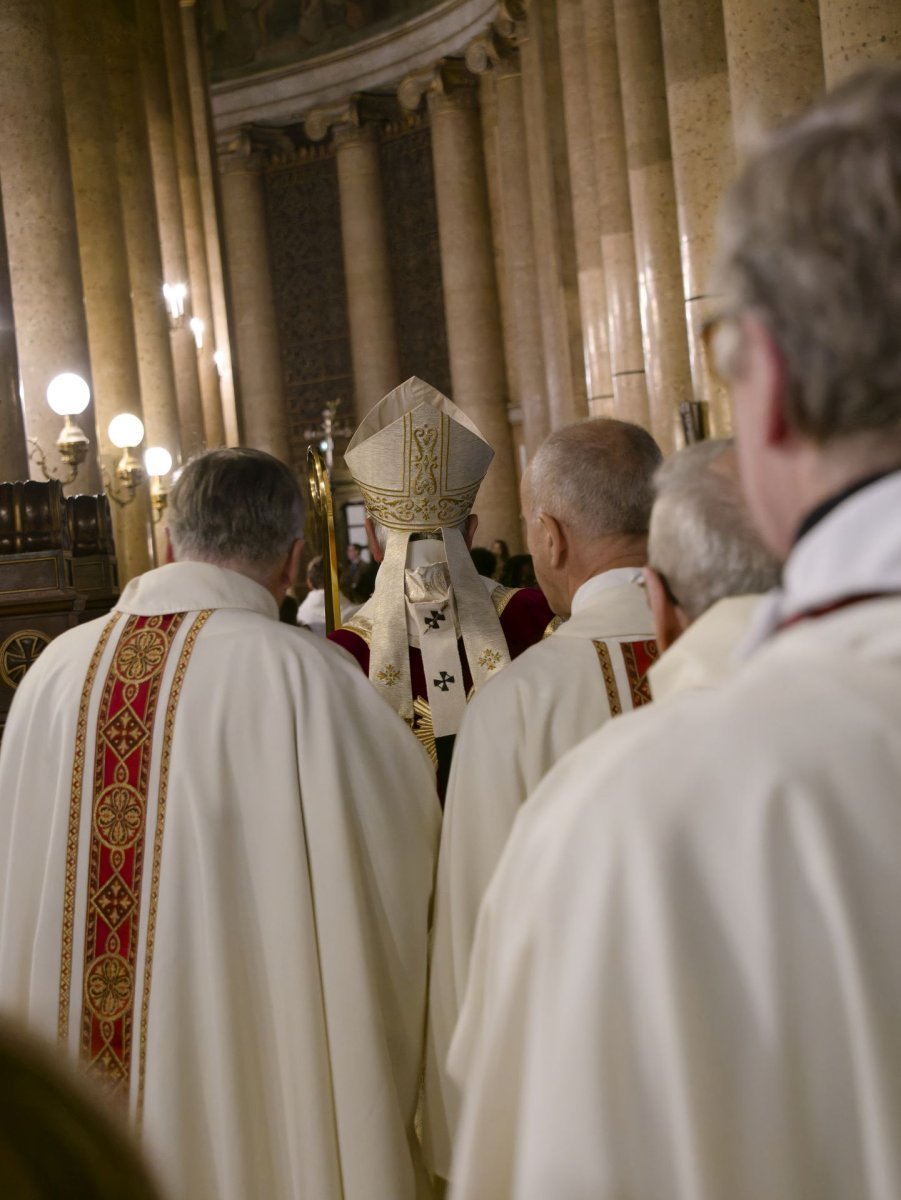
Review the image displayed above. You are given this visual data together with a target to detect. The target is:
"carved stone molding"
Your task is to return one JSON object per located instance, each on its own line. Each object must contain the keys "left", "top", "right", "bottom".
{"left": 398, "top": 58, "right": 476, "bottom": 114}
{"left": 217, "top": 124, "right": 295, "bottom": 173}
{"left": 465, "top": 27, "right": 520, "bottom": 76}
{"left": 305, "top": 93, "right": 401, "bottom": 144}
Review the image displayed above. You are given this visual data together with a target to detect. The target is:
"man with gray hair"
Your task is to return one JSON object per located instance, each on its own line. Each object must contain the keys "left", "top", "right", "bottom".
{"left": 422, "top": 417, "right": 661, "bottom": 1182}
{"left": 643, "top": 438, "right": 780, "bottom": 700}
{"left": 449, "top": 67, "right": 901, "bottom": 1200}
{"left": 0, "top": 448, "right": 440, "bottom": 1200}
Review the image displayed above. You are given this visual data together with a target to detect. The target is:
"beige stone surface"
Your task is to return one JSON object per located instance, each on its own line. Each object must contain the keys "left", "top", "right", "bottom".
{"left": 427, "top": 86, "right": 521, "bottom": 549}
{"left": 482, "top": 59, "right": 550, "bottom": 459}
{"left": 659, "top": 0, "right": 735, "bottom": 435}
{"left": 334, "top": 124, "right": 401, "bottom": 422}
{"left": 820, "top": 0, "right": 901, "bottom": 86}
{"left": 581, "top": 0, "right": 650, "bottom": 428}
{"left": 57, "top": 0, "right": 152, "bottom": 582}
{"left": 615, "top": 0, "right": 692, "bottom": 453}
{"left": 0, "top": 196, "right": 28, "bottom": 482}
{"left": 519, "top": 0, "right": 588, "bottom": 429}
{"left": 181, "top": 2, "right": 240, "bottom": 447}
{"left": 139, "top": 0, "right": 202, "bottom": 463}
{"left": 0, "top": 0, "right": 101, "bottom": 493}
{"left": 721, "top": 0, "right": 824, "bottom": 151}
{"left": 557, "top": 0, "right": 613, "bottom": 415}
{"left": 219, "top": 148, "right": 291, "bottom": 463}
{"left": 161, "top": 0, "right": 226, "bottom": 449}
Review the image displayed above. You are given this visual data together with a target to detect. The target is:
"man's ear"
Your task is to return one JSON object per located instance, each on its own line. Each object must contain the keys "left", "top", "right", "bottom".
{"left": 463, "top": 513, "right": 478, "bottom": 550}
{"left": 364, "top": 516, "right": 383, "bottom": 564}
{"left": 164, "top": 528, "right": 175, "bottom": 565}
{"left": 538, "top": 511, "right": 566, "bottom": 570}
{"left": 745, "top": 312, "right": 790, "bottom": 448}
{"left": 643, "top": 566, "right": 689, "bottom": 653}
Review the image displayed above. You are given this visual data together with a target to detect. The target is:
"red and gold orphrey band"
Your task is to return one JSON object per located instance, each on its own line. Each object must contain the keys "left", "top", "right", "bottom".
{"left": 622, "top": 639, "right": 659, "bottom": 708}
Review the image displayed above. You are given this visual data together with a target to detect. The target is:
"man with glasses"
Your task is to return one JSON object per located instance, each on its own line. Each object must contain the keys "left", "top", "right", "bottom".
{"left": 448, "top": 66, "right": 901, "bottom": 1200}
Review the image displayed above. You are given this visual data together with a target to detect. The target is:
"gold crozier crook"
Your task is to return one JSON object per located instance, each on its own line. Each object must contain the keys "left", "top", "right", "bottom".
{"left": 306, "top": 447, "right": 342, "bottom": 635}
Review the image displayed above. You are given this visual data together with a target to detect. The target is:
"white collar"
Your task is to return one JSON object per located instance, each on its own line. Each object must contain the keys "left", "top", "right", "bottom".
{"left": 570, "top": 567, "right": 646, "bottom": 617}
{"left": 649, "top": 595, "right": 763, "bottom": 701}
{"left": 116, "top": 562, "right": 278, "bottom": 620}
{"left": 743, "top": 471, "right": 901, "bottom": 653}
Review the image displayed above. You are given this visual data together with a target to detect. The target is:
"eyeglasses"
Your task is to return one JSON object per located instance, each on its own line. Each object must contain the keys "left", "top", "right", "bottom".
{"left": 701, "top": 309, "right": 745, "bottom": 390}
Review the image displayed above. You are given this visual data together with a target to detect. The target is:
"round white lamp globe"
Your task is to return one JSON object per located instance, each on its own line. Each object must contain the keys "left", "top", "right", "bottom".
{"left": 46, "top": 373, "right": 91, "bottom": 417}
{"left": 144, "top": 446, "right": 173, "bottom": 478}
{"left": 108, "top": 413, "right": 145, "bottom": 449}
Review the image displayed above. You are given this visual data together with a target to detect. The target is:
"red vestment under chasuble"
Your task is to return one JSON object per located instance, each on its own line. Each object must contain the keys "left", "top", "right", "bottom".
{"left": 0, "top": 561, "right": 440, "bottom": 1200}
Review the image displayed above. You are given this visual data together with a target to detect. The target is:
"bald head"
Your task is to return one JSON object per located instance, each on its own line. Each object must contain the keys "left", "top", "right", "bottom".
{"left": 524, "top": 418, "right": 663, "bottom": 538}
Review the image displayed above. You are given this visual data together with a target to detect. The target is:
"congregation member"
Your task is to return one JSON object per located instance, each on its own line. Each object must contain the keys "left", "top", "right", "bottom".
{"left": 330, "top": 376, "right": 555, "bottom": 794}
{"left": 448, "top": 66, "right": 901, "bottom": 1200}
{"left": 422, "top": 418, "right": 660, "bottom": 1181}
{"left": 0, "top": 449, "right": 440, "bottom": 1200}
{"left": 295, "top": 553, "right": 358, "bottom": 636}
{"left": 643, "top": 438, "right": 780, "bottom": 700}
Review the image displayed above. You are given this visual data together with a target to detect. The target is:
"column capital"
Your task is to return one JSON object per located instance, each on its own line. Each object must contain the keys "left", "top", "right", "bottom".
{"left": 465, "top": 27, "right": 521, "bottom": 77}
{"left": 398, "top": 58, "right": 476, "bottom": 114}
{"left": 305, "top": 93, "right": 400, "bottom": 144}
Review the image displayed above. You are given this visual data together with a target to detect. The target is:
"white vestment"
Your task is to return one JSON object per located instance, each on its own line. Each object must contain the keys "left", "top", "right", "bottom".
{"left": 646, "top": 593, "right": 763, "bottom": 700}
{"left": 0, "top": 562, "right": 440, "bottom": 1200}
{"left": 423, "top": 569, "right": 655, "bottom": 1178}
{"left": 449, "top": 471, "right": 901, "bottom": 1200}
{"left": 296, "top": 586, "right": 359, "bottom": 637}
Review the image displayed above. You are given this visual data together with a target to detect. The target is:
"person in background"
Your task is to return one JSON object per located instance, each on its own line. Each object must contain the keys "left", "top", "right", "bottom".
{"left": 296, "top": 554, "right": 359, "bottom": 636}
{"left": 490, "top": 539, "right": 509, "bottom": 581}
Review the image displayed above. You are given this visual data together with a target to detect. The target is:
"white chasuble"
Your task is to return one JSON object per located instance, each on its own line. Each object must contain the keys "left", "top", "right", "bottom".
{"left": 448, "top": 474, "right": 901, "bottom": 1200}
{"left": 0, "top": 562, "right": 440, "bottom": 1200}
{"left": 423, "top": 570, "right": 655, "bottom": 1180}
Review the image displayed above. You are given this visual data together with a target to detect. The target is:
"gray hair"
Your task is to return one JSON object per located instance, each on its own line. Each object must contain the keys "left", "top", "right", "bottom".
{"left": 649, "top": 439, "right": 780, "bottom": 622}
{"left": 713, "top": 66, "right": 901, "bottom": 444}
{"left": 527, "top": 418, "right": 662, "bottom": 538}
{"left": 168, "top": 449, "right": 305, "bottom": 568}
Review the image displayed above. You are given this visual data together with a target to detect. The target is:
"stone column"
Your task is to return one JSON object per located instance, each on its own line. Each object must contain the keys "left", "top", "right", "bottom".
{"left": 307, "top": 99, "right": 401, "bottom": 423}
{"left": 399, "top": 63, "right": 520, "bottom": 547}
{"left": 138, "top": 0, "right": 201, "bottom": 464}
{"left": 614, "top": 0, "right": 693, "bottom": 452}
{"left": 180, "top": 0, "right": 239, "bottom": 446}
{"left": 218, "top": 133, "right": 291, "bottom": 463}
{"left": 516, "top": 0, "right": 588, "bottom": 428}
{"left": 0, "top": 0, "right": 101, "bottom": 492}
{"left": 659, "top": 0, "right": 736, "bottom": 436}
{"left": 820, "top": 1, "right": 901, "bottom": 87}
{"left": 721, "top": 0, "right": 824, "bottom": 149}
{"left": 103, "top": 0, "right": 190, "bottom": 487}
{"left": 468, "top": 34, "right": 550, "bottom": 457}
{"left": 56, "top": 0, "right": 153, "bottom": 582}
{"left": 555, "top": 0, "right": 614, "bottom": 417}
{"left": 582, "top": 0, "right": 650, "bottom": 428}
{"left": 160, "top": 0, "right": 226, "bottom": 449}
{"left": 0, "top": 195, "right": 28, "bottom": 482}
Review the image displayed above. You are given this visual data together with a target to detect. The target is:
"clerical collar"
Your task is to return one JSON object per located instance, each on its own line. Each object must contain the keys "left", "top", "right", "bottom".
{"left": 793, "top": 469, "right": 898, "bottom": 545}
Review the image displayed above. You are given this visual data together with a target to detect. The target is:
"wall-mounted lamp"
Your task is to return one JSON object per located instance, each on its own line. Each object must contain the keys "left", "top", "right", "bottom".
{"left": 104, "top": 413, "right": 146, "bottom": 507}
{"left": 162, "top": 282, "right": 188, "bottom": 327}
{"left": 144, "top": 446, "right": 173, "bottom": 524}
{"left": 28, "top": 372, "right": 92, "bottom": 486}
{"left": 189, "top": 317, "right": 205, "bottom": 350}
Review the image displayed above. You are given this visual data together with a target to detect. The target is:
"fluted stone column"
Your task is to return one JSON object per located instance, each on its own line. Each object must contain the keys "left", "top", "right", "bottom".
{"left": 0, "top": 198, "right": 28, "bottom": 482}
{"left": 103, "top": 0, "right": 191, "bottom": 490}
{"left": 614, "top": 0, "right": 692, "bottom": 452}
{"left": 304, "top": 105, "right": 401, "bottom": 423}
{"left": 160, "top": 0, "right": 226, "bottom": 449}
{"left": 219, "top": 136, "right": 291, "bottom": 463}
{"left": 0, "top": 0, "right": 101, "bottom": 492}
{"left": 556, "top": 0, "right": 614, "bottom": 417}
{"left": 721, "top": 0, "right": 824, "bottom": 149}
{"left": 659, "top": 0, "right": 736, "bottom": 436}
{"left": 57, "top": 0, "right": 153, "bottom": 582}
{"left": 582, "top": 0, "right": 650, "bottom": 428}
{"left": 180, "top": 0, "right": 239, "bottom": 446}
{"left": 468, "top": 37, "right": 550, "bottom": 457}
{"left": 517, "top": 0, "right": 588, "bottom": 428}
{"left": 399, "top": 65, "right": 520, "bottom": 547}
{"left": 138, "top": 0, "right": 200, "bottom": 465}
{"left": 820, "top": 0, "right": 901, "bottom": 87}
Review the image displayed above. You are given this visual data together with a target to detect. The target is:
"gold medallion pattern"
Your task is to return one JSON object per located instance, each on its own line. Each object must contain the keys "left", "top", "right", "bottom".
{"left": 0, "top": 629, "right": 52, "bottom": 689}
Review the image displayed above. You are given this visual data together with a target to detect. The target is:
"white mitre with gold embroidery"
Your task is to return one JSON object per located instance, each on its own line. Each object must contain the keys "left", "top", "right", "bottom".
{"left": 344, "top": 377, "right": 511, "bottom": 734}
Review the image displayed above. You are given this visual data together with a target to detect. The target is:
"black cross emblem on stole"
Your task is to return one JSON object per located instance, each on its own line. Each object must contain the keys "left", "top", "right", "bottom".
{"left": 424, "top": 609, "right": 447, "bottom": 631}
{"left": 433, "top": 671, "right": 455, "bottom": 692}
